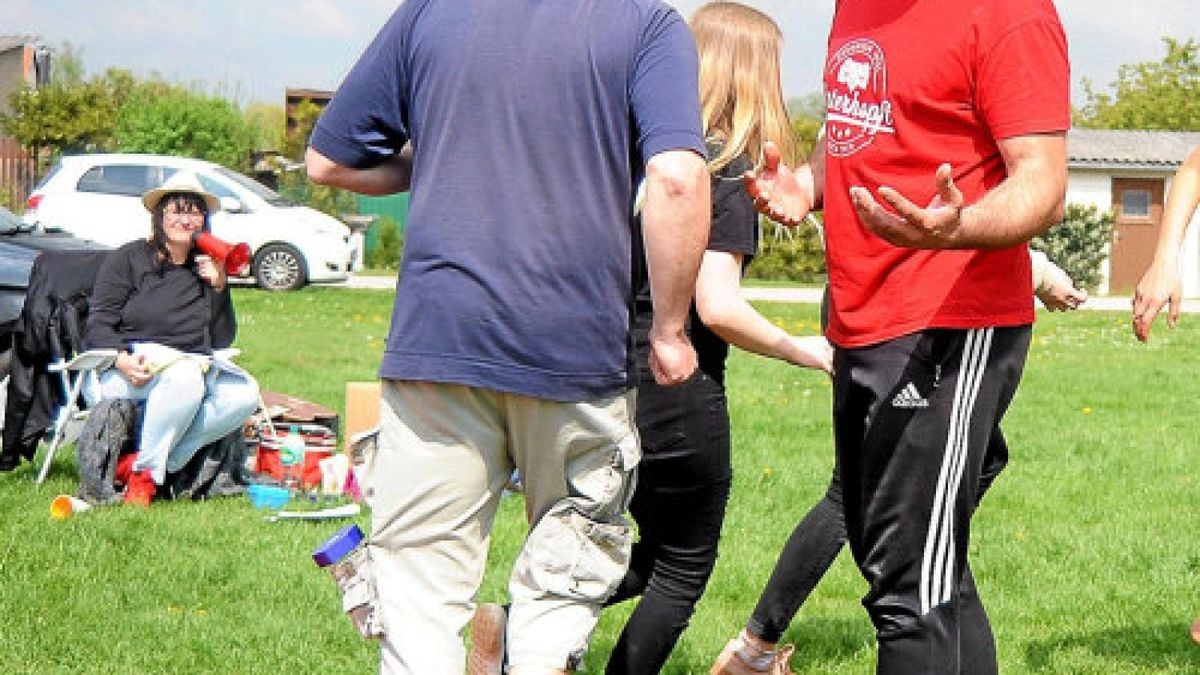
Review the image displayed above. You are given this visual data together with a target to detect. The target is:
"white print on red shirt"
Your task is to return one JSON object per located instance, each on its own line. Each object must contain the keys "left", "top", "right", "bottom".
{"left": 825, "top": 38, "right": 895, "bottom": 158}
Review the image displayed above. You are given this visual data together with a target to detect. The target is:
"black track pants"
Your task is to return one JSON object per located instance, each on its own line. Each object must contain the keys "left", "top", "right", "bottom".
{"left": 834, "top": 326, "right": 1029, "bottom": 675}
{"left": 746, "top": 428, "right": 1010, "bottom": 645}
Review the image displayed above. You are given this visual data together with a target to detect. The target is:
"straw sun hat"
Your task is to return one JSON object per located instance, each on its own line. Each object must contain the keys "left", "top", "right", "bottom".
{"left": 141, "top": 171, "right": 221, "bottom": 214}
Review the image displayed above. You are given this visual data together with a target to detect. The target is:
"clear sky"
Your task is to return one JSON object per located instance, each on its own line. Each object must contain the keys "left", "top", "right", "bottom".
{"left": 4, "top": 0, "right": 1196, "bottom": 107}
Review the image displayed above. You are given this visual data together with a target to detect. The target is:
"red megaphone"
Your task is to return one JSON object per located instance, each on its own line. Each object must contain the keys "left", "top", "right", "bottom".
{"left": 193, "top": 232, "right": 252, "bottom": 276}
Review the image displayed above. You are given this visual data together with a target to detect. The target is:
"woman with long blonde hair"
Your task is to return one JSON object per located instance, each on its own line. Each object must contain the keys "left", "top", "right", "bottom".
{"left": 603, "top": 4, "right": 829, "bottom": 673}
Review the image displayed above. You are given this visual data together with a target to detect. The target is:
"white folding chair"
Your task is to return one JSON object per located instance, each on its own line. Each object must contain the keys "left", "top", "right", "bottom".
{"left": 37, "top": 348, "right": 118, "bottom": 485}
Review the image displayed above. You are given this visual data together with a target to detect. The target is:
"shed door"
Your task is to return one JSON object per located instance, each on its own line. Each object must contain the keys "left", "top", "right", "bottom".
{"left": 1109, "top": 177, "right": 1164, "bottom": 294}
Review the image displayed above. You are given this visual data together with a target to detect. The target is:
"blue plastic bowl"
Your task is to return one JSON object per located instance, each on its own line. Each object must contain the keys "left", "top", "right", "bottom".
{"left": 247, "top": 484, "right": 291, "bottom": 509}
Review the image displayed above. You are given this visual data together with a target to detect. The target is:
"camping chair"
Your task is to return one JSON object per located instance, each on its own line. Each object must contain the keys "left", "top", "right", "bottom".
{"left": 1, "top": 249, "right": 110, "bottom": 476}
{"left": 36, "top": 348, "right": 117, "bottom": 484}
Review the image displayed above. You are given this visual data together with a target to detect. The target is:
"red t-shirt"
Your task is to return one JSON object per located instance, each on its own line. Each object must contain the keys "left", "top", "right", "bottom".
{"left": 821, "top": 0, "right": 1070, "bottom": 347}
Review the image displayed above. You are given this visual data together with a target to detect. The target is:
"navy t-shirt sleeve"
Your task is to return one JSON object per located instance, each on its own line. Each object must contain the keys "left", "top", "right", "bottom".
{"left": 630, "top": 7, "right": 706, "bottom": 162}
{"left": 309, "top": 7, "right": 411, "bottom": 168}
{"left": 707, "top": 158, "right": 757, "bottom": 258}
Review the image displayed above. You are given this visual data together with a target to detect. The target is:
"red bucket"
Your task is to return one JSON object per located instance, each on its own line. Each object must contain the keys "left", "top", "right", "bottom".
{"left": 256, "top": 425, "right": 337, "bottom": 487}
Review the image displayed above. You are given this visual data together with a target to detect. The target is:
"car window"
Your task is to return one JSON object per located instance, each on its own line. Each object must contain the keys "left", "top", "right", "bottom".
{"left": 215, "top": 167, "right": 295, "bottom": 206}
{"left": 197, "top": 174, "right": 239, "bottom": 200}
{"left": 76, "top": 164, "right": 156, "bottom": 197}
{"left": 32, "top": 163, "right": 61, "bottom": 192}
{"left": 0, "top": 206, "right": 22, "bottom": 233}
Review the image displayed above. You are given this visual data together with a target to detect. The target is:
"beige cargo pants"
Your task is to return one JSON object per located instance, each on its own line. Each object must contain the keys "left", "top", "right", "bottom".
{"left": 364, "top": 380, "right": 638, "bottom": 673}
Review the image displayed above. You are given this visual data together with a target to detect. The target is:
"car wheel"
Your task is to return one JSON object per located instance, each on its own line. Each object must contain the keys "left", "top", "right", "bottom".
{"left": 253, "top": 244, "right": 307, "bottom": 291}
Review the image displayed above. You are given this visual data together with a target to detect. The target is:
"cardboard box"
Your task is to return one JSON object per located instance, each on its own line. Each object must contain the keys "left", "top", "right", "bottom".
{"left": 345, "top": 381, "right": 382, "bottom": 445}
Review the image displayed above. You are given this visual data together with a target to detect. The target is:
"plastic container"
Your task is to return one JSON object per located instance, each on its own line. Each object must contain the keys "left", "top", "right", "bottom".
{"left": 247, "top": 484, "right": 291, "bottom": 509}
{"left": 313, "top": 524, "right": 385, "bottom": 639}
{"left": 280, "top": 425, "right": 307, "bottom": 492}
{"left": 256, "top": 424, "right": 337, "bottom": 487}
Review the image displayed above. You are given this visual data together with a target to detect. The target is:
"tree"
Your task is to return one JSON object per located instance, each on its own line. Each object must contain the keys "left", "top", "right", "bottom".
{"left": 283, "top": 98, "right": 323, "bottom": 161}
{"left": 788, "top": 93, "right": 825, "bottom": 158}
{"left": 1075, "top": 37, "right": 1200, "bottom": 130}
{"left": 244, "top": 102, "right": 285, "bottom": 153}
{"left": 49, "top": 41, "right": 86, "bottom": 87}
{"left": 112, "top": 84, "right": 256, "bottom": 169}
{"left": 0, "top": 79, "right": 118, "bottom": 157}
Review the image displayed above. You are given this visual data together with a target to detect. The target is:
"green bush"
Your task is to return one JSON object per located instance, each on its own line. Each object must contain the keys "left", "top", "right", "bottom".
{"left": 276, "top": 169, "right": 357, "bottom": 220}
{"left": 367, "top": 216, "right": 404, "bottom": 270}
{"left": 1030, "top": 203, "right": 1114, "bottom": 292}
{"left": 745, "top": 216, "right": 826, "bottom": 282}
{"left": 112, "top": 85, "right": 256, "bottom": 170}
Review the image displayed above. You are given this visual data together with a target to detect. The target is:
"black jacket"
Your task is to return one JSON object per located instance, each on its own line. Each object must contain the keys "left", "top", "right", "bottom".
{"left": 2, "top": 249, "right": 110, "bottom": 464}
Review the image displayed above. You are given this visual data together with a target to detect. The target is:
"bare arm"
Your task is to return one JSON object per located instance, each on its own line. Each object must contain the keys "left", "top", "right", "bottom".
{"left": 641, "top": 149, "right": 710, "bottom": 385}
{"left": 1132, "top": 144, "right": 1200, "bottom": 341}
{"left": 305, "top": 144, "right": 414, "bottom": 195}
{"left": 694, "top": 250, "right": 832, "bottom": 374}
{"left": 741, "top": 141, "right": 825, "bottom": 228}
{"left": 851, "top": 132, "right": 1066, "bottom": 249}
{"left": 1030, "top": 249, "right": 1086, "bottom": 311}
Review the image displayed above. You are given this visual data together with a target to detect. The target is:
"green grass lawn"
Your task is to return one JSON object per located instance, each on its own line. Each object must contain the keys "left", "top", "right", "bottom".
{"left": 1, "top": 287, "right": 1196, "bottom": 674}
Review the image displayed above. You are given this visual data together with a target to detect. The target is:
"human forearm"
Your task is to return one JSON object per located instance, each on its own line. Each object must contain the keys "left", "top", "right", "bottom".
{"left": 210, "top": 291, "right": 237, "bottom": 349}
{"left": 641, "top": 151, "right": 709, "bottom": 335}
{"left": 1152, "top": 152, "right": 1200, "bottom": 263}
{"left": 956, "top": 133, "right": 1066, "bottom": 249}
{"left": 806, "top": 141, "right": 825, "bottom": 210}
{"left": 305, "top": 144, "right": 413, "bottom": 195}
{"left": 695, "top": 252, "right": 831, "bottom": 372}
{"left": 702, "top": 294, "right": 808, "bottom": 365}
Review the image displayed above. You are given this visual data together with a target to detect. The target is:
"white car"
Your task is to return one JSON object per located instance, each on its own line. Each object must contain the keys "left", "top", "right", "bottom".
{"left": 24, "top": 153, "right": 360, "bottom": 291}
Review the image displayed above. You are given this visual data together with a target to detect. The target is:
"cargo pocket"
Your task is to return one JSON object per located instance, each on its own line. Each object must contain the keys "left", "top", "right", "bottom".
{"left": 525, "top": 502, "right": 633, "bottom": 603}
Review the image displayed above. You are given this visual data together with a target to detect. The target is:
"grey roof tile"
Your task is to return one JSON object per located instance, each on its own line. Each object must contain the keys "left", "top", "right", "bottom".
{"left": 1068, "top": 129, "right": 1200, "bottom": 170}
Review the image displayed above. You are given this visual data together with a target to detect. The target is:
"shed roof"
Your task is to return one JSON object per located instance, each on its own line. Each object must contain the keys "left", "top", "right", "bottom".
{"left": 0, "top": 36, "right": 36, "bottom": 54}
{"left": 1068, "top": 128, "right": 1200, "bottom": 171}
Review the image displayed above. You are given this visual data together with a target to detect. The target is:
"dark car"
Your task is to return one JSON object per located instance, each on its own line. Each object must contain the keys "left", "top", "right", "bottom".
{"left": 0, "top": 205, "right": 109, "bottom": 374}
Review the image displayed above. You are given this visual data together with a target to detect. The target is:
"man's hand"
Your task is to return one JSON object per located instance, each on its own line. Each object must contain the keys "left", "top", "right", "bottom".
{"left": 1132, "top": 258, "right": 1182, "bottom": 342}
{"left": 742, "top": 141, "right": 815, "bottom": 228}
{"left": 647, "top": 325, "right": 697, "bottom": 386}
{"left": 851, "top": 163, "right": 965, "bottom": 249}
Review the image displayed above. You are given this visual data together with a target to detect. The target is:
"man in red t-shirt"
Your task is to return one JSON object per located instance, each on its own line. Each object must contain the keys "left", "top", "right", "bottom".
{"left": 745, "top": 1, "right": 1070, "bottom": 672}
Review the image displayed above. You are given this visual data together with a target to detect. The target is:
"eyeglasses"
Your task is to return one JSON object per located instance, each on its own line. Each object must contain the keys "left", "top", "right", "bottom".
{"left": 164, "top": 210, "right": 205, "bottom": 220}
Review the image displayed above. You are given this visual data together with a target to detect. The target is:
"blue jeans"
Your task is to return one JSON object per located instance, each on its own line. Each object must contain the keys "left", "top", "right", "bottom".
{"left": 92, "top": 355, "right": 260, "bottom": 484}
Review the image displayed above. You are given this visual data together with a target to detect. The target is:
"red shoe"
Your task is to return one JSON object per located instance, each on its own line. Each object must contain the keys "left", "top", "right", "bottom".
{"left": 115, "top": 453, "right": 138, "bottom": 486}
{"left": 124, "top": 470, "right": 157, "bottom": 507}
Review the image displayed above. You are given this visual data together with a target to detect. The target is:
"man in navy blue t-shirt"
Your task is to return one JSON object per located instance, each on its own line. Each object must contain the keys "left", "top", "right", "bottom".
{"left": 307, "top": 1, "right": 709, "bottom": 672}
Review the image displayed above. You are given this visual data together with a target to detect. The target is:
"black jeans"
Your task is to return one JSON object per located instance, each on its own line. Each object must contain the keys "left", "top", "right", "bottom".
{"left": 605, "top": 368, "right": 732, "bottom": 675}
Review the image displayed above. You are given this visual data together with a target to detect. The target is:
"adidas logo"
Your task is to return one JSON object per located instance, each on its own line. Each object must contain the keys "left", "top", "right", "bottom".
{"left": 892, "top": 382, "right": 929, "bottom": 409}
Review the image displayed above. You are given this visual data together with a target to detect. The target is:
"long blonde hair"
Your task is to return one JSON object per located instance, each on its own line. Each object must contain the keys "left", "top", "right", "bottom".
{"left": 691, "top": 2, "right": 799, "bottom": 172}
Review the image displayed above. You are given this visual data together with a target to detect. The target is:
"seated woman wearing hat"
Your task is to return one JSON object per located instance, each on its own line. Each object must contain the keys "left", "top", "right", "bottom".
{"left": 84, "top": 171, "right": 260, "bottom": 506}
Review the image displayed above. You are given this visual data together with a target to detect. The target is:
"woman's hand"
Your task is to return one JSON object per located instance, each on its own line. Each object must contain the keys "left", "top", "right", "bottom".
{"left": 196, "top": 254, "right": 227, "bottom": 291}
{"left": 789, "top": 335, "right": 834, "bottom": 375}
{"left": 115, "top": 351, "right": 153, "bottom": 387}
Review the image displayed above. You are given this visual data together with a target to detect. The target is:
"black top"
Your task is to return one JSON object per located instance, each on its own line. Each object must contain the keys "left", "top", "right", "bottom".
{"left": 85, "top": 240, "right": 236, "bottom": 354}
{"left": 632, "top": 151, "right": 758, "bottom": 386}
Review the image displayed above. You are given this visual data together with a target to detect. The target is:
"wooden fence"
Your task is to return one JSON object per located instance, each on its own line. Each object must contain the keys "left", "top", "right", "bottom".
{"left": 0, "top": 135, "right": 37, "bottom": 211}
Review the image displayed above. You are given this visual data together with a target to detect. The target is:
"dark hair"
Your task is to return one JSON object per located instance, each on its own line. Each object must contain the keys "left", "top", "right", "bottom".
{"left": 149, "top": 193, "right": 208, "bottom": 268}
